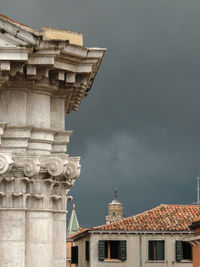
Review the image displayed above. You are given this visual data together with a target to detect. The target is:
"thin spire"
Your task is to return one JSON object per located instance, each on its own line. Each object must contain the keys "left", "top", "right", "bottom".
{"left": 114, "top": 188, "right": 118, "bottom": 199}
{"left": 67, "top": 203, "right": 80, "bottom": 235}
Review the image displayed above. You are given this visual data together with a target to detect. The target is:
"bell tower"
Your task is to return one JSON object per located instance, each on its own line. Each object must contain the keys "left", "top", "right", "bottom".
{"left": 106, "top": 189, "right": 123, "bottom": 224}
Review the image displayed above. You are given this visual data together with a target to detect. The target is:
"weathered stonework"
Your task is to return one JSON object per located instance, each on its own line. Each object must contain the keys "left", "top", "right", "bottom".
{"left": 0, "top": 14, "right": 105, "bottom": 267}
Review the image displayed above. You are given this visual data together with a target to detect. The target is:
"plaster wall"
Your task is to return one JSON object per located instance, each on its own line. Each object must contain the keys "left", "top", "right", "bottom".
{"left": 193, "top": 244, "right": 200, "bottom": 267}
{"left": 77, "top": 235, "right": 90, "bottom": 267}
{"left": 75, "top": 233, "right": 194, "bottom": 267}
{"left": 66, "top": 240, "right": 76, "bottom": 267}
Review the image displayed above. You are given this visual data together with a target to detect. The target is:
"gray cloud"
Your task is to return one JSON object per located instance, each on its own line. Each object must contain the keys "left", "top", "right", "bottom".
{"left": 2, "top": 0, "right": 200, "bottom": 226}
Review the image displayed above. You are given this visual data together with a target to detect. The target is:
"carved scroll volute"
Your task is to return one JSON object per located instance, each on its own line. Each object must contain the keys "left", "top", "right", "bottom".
{"left": 0, "top": 153, "right": 14, "bottom": 174}
{"left": 46, "top": 158, "right": 68, "bottom": 178}
{"left": 24, "top": 159, "right": 40, "bottom": 178}
{"left": 65, "top": 157, "right": 81, "bottom": 180}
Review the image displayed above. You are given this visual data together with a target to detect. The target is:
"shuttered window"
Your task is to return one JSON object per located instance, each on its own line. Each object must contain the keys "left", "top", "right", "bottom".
{"left": 98, "top": 240, "right": 127, "bottom": 261}
{"left": 176, "top": 241, "right": 192, "bottom": 262}
{"left": 176, "top": 241, "right": 182, "bottom": 262}
{"left": 148, "top": 240, "right": 165, "bottom": 261}
{"left": 71, "top": 246, "right": 78, "bottom": 264}
{"left": 120, "top": 240, "right": 127, "bottom": 261}
{"left": 98, "top": 240, "right": 105, "bottom": 261}
{"left": 85, "top": 241, "right": 90, "bottom": 261}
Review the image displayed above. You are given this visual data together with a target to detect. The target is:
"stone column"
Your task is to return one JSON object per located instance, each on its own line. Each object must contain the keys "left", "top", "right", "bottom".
{"left": 0, "top": 152, "right": 80, "bottom": 267}
{"left": 0, "top": 14, "right": 105, "bottom": 267}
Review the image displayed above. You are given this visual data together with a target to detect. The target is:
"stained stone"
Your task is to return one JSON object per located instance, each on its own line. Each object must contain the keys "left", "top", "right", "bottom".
{"left": 0, "top": 14, "right": 105, "bottom": 267}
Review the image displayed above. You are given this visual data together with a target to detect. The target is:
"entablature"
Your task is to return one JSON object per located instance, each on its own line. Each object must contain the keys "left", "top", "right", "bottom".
{"left": 0, "top": 15, "right": 106, "bottom": 113}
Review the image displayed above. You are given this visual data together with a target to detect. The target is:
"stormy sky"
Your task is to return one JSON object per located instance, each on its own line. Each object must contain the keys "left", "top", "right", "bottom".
{"left": 2, "top": 0, "right": 200, "bottom": 227}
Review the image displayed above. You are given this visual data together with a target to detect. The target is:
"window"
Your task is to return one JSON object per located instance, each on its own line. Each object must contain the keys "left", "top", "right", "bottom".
{"left": 176, "top": 241, "right": 192, "bottom": 262}
{"left": 148, "top": 240, "right": 165, "bottom": 261}
{"left": 85, "top": 241, "right": 89, "bottom": 261}
{"left": 98, "top": 240, "right": 126, "bottom": 261}
{"left": 105, "top": 241, "right": 120, "bottom": 259}
{"left": 71, "top": 246, "right": 78, "bottom": 264}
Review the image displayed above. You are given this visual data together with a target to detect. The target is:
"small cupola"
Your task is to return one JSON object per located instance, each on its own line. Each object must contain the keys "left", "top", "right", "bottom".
{"left": 106, "top": 189, "right": 123, "bottom": 224}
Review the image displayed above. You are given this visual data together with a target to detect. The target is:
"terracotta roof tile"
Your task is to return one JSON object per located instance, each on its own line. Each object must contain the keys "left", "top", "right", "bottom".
{"left": 0, "top": 14, "right": 33, "bottom": 29}
{"left": 93, "top": 204, "right": 200, "bottom": 232}
{"left": 67, "top": 228, "right": 89, "bottom": 239}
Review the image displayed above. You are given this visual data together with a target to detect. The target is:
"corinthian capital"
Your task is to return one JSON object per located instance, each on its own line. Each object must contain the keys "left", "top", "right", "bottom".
{"left": 24, "top": 158, "right": 40, "bottom": 177}
{"left": 0, "top": 153, "right": 14, "bottom": 174}
{"left": 65, "top": 157, "right": 81, "bottom": 180}
{"left": 46, "top": 157, "right": 68, "bottom": 178}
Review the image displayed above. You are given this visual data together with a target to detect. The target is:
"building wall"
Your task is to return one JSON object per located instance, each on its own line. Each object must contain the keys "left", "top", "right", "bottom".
{"left": 74, "top": 233, "right": 194, "bottom": 267}
{"left": 66, "top": 240, "right": 73, "bottom": 267}
{"left": 193, "top": 244, "right": 200, "bottom": 267}
{"left": 67, "top": 235, "right": 90, "bottom": 267}
{"left": 77, "top": 235, "right": 90, "bottom": 267}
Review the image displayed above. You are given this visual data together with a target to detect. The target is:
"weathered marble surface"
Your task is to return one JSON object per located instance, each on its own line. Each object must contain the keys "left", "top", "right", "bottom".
{"left": 0, "top": 14, "right": 105, "bottom": 267}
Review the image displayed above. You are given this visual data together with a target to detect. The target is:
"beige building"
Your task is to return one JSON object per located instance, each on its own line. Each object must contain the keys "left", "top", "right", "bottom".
{"left": 68, "top": 204, "right": 200, "bottom": 267}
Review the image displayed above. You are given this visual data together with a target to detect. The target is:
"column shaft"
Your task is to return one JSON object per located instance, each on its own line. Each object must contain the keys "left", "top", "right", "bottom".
{"left": 0, "top": 210, "right": 25, "bottom": 267}
{"left": 25, "top": 211, "right": 53, "bottom": 267}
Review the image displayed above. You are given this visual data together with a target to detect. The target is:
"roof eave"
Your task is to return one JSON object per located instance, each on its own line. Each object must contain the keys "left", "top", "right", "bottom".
{"left": 90, "top": 230, "right": 194, "bottom": 235}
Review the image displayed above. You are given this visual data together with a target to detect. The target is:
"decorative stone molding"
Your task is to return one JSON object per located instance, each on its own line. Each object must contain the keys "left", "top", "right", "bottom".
{"left": 0, "top": 126, "right": 73, "bottom": 155}
{"left": 0, "top": 153, "right": 14, "bottom": 174}
{"left": 0, "top": 174, "right": 76, "bottom": 211}
{"left": 0, "top": 122, "right": 6, "bottom": 145}
{"left": 24, "top": 158, "right": 40, "bottom": 177}
{"left": 0, "top": 140, "right": 81, "bottom": 212}
{"left": 46, "top": 157, "right": 68, "bottom": 177}
{"left": 65, "top": 157, "right": 81, "bottom": 180}
{"left": 0, "top": 25, "right": 106, "bottom": 114}
{"left": 3, "top": 154, "right": 80, "bottom": 180}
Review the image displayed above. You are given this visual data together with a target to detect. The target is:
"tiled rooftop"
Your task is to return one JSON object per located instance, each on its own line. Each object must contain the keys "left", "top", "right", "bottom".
{"left": 93, "top": 204, "right": 200, "bottom": 232}
{"left": 67, "top": 228, "right": 89, "bottom": 240}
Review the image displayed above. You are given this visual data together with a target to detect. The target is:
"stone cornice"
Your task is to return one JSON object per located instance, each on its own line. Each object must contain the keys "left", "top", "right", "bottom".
{"left": 0, "top": 16, "right": 106, "bottom": 113}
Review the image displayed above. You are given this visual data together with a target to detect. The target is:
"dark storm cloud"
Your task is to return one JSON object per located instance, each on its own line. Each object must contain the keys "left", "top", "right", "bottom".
{"left": 2, "top": 0, "right": 200, "bottom": 226}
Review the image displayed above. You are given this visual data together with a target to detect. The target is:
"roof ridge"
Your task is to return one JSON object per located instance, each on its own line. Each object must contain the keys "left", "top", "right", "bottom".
{"left": 92, "top": 204, "right": 200, "bottom": 232}
{"left": 0, "top": 14, "right": 33, "bottom": 29}
{"left": 160, "top": 203, "right": 200, "bottom": 206}
{"left": 92, "top": 204, "right": 162, "bottom": 230}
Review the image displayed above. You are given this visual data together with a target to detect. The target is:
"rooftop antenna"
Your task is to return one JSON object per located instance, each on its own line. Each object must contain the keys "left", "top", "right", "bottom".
{"left": 197, "top": 176, "right": 200, "bottom": 204}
